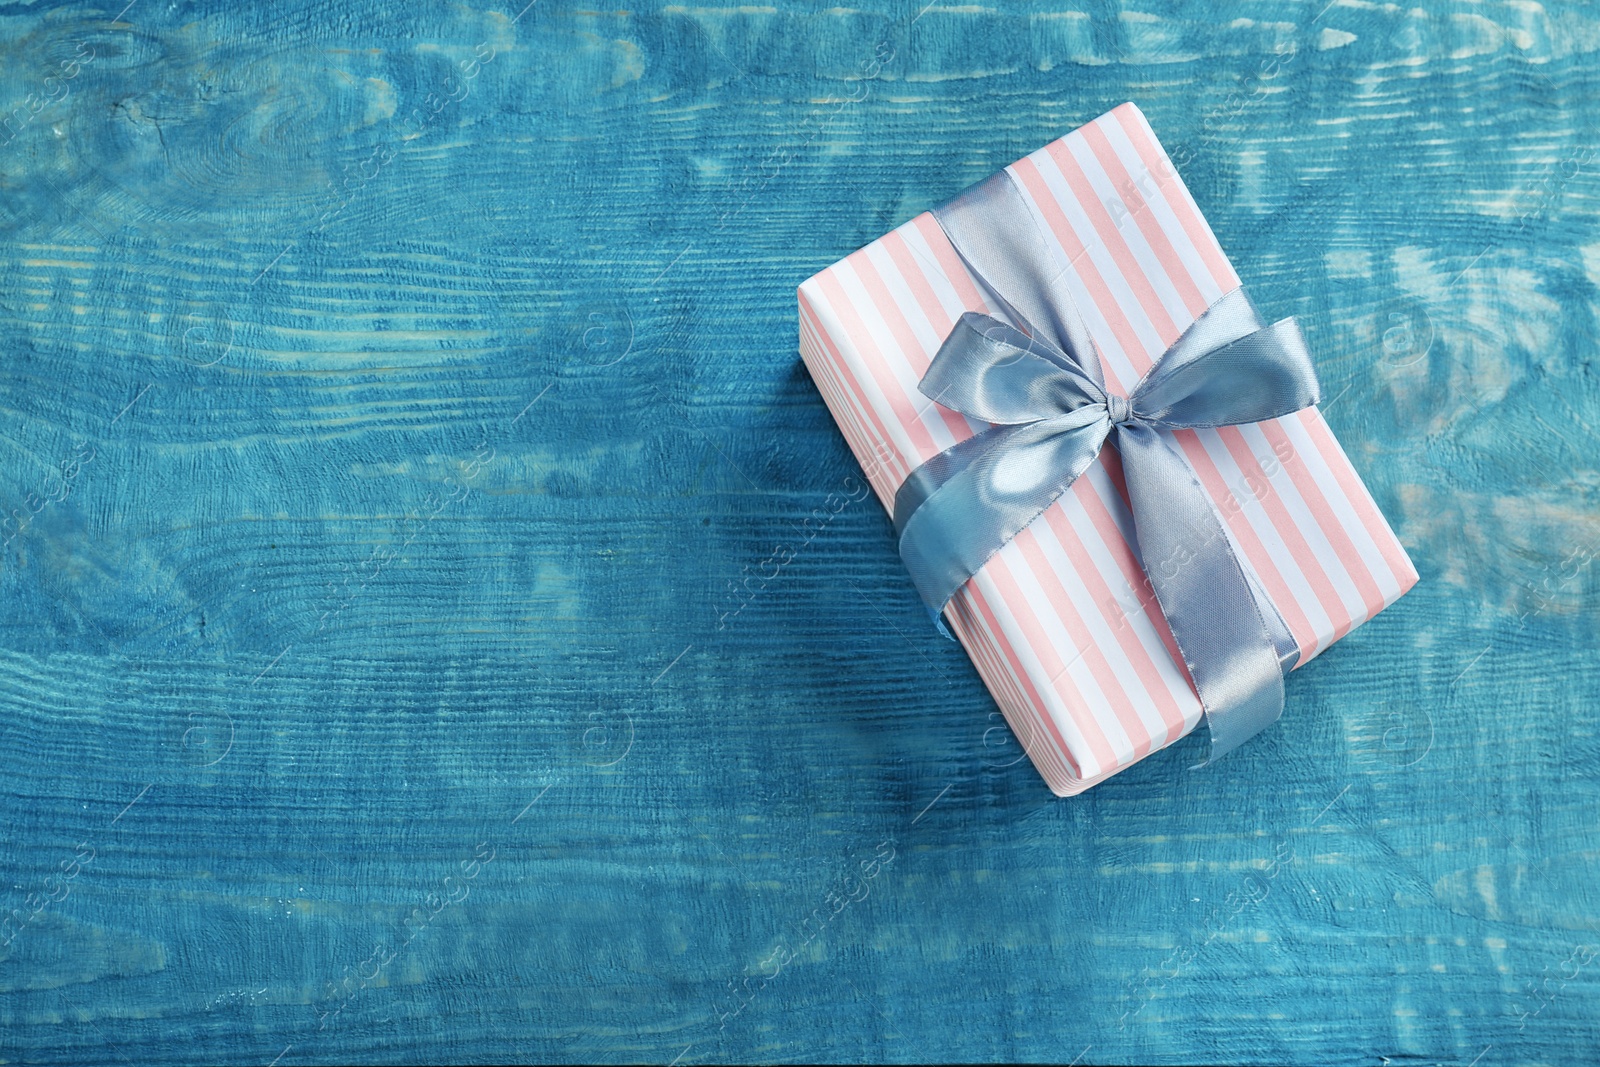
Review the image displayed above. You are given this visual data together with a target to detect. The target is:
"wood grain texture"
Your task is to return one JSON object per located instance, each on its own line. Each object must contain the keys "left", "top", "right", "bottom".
{"left": 0, "top": 1, "right": 1595, "bottom": 1064}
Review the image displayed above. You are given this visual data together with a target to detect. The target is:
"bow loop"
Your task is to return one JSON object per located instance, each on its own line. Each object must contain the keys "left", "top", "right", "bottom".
{"left": 1129, "top": 296, "right": 1320, "bottom": 430}
{"left": 918, "top": 312, "right": 1105, "bottom": 426}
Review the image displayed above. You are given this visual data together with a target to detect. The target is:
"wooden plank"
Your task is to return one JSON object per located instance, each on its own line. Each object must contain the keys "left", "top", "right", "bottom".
{"left": 0, "top": 1, "right": 1596, "bottom": 1063}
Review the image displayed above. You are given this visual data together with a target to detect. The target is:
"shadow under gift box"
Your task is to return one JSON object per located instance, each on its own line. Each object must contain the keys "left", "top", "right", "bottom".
{"left": 797, "top": 102, "right": 1417, "bottom": 796}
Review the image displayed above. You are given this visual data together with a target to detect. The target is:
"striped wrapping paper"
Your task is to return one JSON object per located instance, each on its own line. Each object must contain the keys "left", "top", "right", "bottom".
{"left": 797, "top": 102, "right": 1417, "bottom": 796}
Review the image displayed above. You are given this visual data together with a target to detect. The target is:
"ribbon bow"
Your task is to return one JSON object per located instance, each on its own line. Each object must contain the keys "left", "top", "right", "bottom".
{"left": 896, "top": 170, "right": 1321, "bottom": 760}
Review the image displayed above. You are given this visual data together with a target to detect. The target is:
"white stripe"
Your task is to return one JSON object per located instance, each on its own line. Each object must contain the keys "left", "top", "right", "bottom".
{"left": 1027, "top": 144, "right": 1168, "bottom": 365}
{"left": 950, "top": 592, "right": 1073, "bottom": 788}
{"left": 864, "top": 240, "right": 945, "bottom": 361}
{"left": 963, "top": 576, "right": 1091, "bottom": 787}
{"left": 1280, "top": 414, "right": 1406, "bottom": 601}
{"left": 1063, "top": 134, "right": 1193, "bottom": 334}
{"left": 800, "top": 303, "right": 887, "bottom": 480}
{"left": 799, "top": 314, "right": 901, "bottom": 510}
{"left": 1095, "top": 113, "right": 1225, "bottom": 306}
{"left": 970, "top": 561, "right": 1108, "bottom": 781}
{"left": 798, "top": 293, "right": 908, "bottom": 498}
{"left": 999, "top": 536, "right": 1137, "bottom": 766}
{"left": 1069, "top": 465, "right": 1204, "bottom": 717}
{"left": 1004, "top": 521, "right": 1145, "bottom": 755}
{"left": 832, "top": 259, "right": 965, "bottom": 455}
{"left": 897, "top": 218, "right": 985, "bottom": 326}
{"left": 1138, "top": 120, "right": 1236, "bottom": 281}
{"left": 1237, "top": 422, "right": 1367, "bottom": 628}
{"left": 802, "top": 276, "right": 925, "bottom": 480}
{"left": 1006, "top": 163, "right": 1142, "bottom": 396}
{"left": 1192, "top": 427, "right": 1336, "bottom": 657}
{"left": 863, "top": 239, "right": 986, "bottom": 442}
{"left": 1029, "top": 510, "right": 1176, "bottom": 749}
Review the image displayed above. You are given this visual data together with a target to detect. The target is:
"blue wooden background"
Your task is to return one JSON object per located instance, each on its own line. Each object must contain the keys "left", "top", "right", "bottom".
{"left": 1, "top": 1, "right": 1595, "bottom": 1063}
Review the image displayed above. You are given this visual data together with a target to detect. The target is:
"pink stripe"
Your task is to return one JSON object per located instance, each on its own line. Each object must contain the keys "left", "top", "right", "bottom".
{"left": 1296, "top": 409, "right": 1419, "bottom": 592}
{"left": 1052, "top": 476, "right": 1193, "bottom": 725}
{"left": 885, "top": 220, "right": 1113, "bottom": 782}
{"left": 1078, "top": 120, "right": 1210, "bottom": 321}
{"left": 1009, "top": 156, "right": 1092, "bottom": 264}
{"left": 799, "top": 297, "right": 902, "bottom": 493}
{"left": 799, "top": 306, "right": 862, "bottom": 448}
{"left": 1170, "top": 428, "right": 1321, "bottom": 655}
{"left": 845, "top": 246, "right": 974, "bottom": 444}
{"left": 1038, "top": 496, "right": 1192, "bottom": 745}
{"left": 1046, "top": 118, "right": 1338, "bottom": 667}
{"left": 909, "top": 213, "right": 992, "bottom": 316}
{"left": 883, "top": 228, "right": 963, "bottom": 352}
{"left": 1008, "top": 157, "right": 1135, "bottom": 396}
{"left": 803, "top": 301, "right": 1081, "bottom": 784}
{"left": 962, "top": 578, "right": 1087, "bottom": 780}
{"left": 1043, "top": 138, "right": 1179, "bottom": 356}
{"left": 803, "top": 297, "right": 1082, "bottom": 783}
{"left": 815, "top": 269, "right": 946, "bottom": 467}
{"left": 799, "top": 314, "right": 876, "bottom": 475}
{"left": 1214, "top": 425, "right": 1355, "bottom": 643}
{"left": 812, "top": 269, "right": 1101, "bottom": 780}
{"left": 797, "top": 294, "right": 909, "bottom": 489}
{"left": 946, "top": 595, "right": 1028, "bottom": 732}
{"left": 1013, "top": 525, "right": 1154, "bottom": 758}
{"left": 1109, "top": 103, "right": 1239, "bottom": 294}
{"left": 982, "top": 551, "right": 1122, "bottom": 773}
{"left": 948, "top": 594, "right": 1075, "bottom": 786}
{"left": 1255, "top": 420, "right": 1388, "bottom": 620}
{"left": 904, "top": 175, "right": 1187, "bottom": 752}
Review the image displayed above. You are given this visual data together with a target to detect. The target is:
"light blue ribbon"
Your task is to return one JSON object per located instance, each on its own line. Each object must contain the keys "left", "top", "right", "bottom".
{"left": 897, "top": 170, "right": 1320, "bottom": 760}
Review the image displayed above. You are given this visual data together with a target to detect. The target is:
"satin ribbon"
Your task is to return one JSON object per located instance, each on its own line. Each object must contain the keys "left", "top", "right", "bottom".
{"left": 896, "top": 170, "right": 1320, "bottom": 760}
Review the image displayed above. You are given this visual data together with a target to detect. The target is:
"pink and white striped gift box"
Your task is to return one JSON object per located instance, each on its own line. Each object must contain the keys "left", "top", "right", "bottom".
{"left": 797, "top": 102, "right": 1417, "bottom": 796}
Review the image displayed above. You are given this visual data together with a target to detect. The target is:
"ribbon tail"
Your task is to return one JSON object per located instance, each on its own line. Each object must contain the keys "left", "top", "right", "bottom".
{"left": 1246, "top": 564, "right": 1302, "bottom": 673}
{"left": 894, "top": 423, "right": 1021, "bottom": 538}
{"left": 1133, "top": 304, "right": 1320, "bottom": 428}
{"left": 1114, "top": 424, "right": 1287, "bottom": 762}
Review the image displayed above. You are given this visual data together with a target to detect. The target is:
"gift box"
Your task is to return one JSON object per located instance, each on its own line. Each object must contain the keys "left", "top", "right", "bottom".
{"left": 797, "top": 102, "right": 1417, "bottom": 796}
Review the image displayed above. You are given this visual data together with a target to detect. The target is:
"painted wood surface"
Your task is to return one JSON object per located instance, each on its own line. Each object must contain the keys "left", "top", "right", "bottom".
{"left": 0, "top": 1, "right": 1595, "bottom": 1064}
